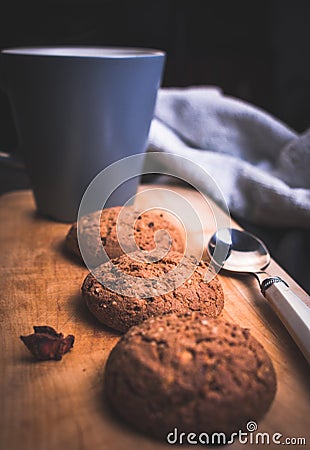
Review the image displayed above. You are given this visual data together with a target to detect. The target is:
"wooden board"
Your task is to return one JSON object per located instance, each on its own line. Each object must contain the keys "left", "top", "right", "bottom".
{"left": 0, "top": 186, "right": 309, "bottom": 450}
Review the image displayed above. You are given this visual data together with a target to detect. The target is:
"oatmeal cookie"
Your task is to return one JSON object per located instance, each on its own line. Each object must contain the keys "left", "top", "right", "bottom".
{"left": 65, "top": 206, "right": 185, "bottom": 267}
{"left": 82, "top": 251, "right": 224, "bottom": 332}
{"left": 104, "top": 313, "right": 277, "bottom": 439}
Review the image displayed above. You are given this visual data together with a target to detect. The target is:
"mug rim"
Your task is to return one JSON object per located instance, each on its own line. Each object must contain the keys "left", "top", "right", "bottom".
{"left": 1, "top": 46, "right": 165, "bottom": 58}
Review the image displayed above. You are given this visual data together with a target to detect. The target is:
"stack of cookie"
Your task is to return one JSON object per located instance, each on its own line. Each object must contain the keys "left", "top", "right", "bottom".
{"left": 65, "top": 205, "right": 277, "bottom": 442}
{"left": 66, "top": 206, "right": 225, "bottom": 331}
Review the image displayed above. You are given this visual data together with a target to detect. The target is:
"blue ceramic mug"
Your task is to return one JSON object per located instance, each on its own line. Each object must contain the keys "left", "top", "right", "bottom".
{"left": 0, "top": 47, "right": 165, "bottom": 222}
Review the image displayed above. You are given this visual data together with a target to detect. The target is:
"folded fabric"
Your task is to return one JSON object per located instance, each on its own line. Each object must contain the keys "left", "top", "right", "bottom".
{"left": 147, "top": 86, "right": 310, "bottom": 228}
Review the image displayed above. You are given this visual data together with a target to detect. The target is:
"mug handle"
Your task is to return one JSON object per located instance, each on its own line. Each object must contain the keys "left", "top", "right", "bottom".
{"left": 0, "top": 150, "right": 25, "bottom": 170}
{"left": 0, "top": 56, "right": 25, "bottom": 171}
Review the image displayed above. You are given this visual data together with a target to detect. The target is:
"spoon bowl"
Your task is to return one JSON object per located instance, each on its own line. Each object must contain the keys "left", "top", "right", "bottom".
{"left": 208, "top": 228, "right": 270, "bottom": 273}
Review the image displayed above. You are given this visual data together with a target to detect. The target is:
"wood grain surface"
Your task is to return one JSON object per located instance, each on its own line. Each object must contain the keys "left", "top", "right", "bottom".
{"left": 0, "top": 186, "right": 309, "bottom": 450}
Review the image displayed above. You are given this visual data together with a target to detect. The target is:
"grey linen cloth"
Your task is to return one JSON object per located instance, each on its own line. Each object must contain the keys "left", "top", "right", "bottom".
{"left": 147, "top": 86, "right": 310, "bottom": 228}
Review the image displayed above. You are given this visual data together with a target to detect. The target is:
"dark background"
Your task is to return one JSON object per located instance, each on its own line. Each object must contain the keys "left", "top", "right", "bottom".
{"left": 0, "top": 0, "right": 309, "bottom": 290}
{"left": 1, "top": 0, "right": 310, "bottom": 143}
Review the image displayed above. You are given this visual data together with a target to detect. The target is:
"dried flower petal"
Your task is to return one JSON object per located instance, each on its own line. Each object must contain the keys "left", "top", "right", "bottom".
{"left": 20, "top": 326, "right": 74, "bottom": 361}
{"left": 33, "top": 325, "right": 62, "bottom": 337}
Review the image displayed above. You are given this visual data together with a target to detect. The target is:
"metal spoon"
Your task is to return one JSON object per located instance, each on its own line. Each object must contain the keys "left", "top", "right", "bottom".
{"left": 208, "top": 228, "right": 310, "bottom": 364}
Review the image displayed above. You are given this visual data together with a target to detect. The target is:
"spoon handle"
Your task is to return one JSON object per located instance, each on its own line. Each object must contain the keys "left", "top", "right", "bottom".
{"left": 262, "top": 278, "right": 310, "bottom": 365}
